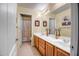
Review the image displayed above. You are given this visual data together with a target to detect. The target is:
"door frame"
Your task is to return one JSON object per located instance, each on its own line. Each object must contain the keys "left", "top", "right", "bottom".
{"left": 77, "top": 3, "right": 79, "bottom": 56}
{"left": 20, "top": 14, "right": 32, "bottom": 42}
{"left": 71, "top": 3, "right": 78, "bottom": 56}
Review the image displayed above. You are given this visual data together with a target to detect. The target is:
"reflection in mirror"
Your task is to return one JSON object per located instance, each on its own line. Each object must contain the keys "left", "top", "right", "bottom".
{"left": 49, "top": 18, "right": 55, "bottom": 35}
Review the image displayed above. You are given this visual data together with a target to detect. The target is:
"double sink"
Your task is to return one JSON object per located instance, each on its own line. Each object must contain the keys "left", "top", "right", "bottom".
{"left": 39, "top": 33, "right": 70, "bottom": 44}
{"left": 34, "top": 33, "right": 71, "bottom": 53}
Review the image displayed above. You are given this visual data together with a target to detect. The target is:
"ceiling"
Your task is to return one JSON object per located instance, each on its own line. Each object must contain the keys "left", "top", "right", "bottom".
{"left": 18, "top": 3, "right": 48, "bottom": 11}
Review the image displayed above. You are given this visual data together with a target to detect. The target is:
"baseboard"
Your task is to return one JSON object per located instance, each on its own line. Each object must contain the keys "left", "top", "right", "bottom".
{"left": 22, "top": 40, "right": 31, "bottom": 43}
{"left": 9, "top": 43, "right": 16, "bottom": 56}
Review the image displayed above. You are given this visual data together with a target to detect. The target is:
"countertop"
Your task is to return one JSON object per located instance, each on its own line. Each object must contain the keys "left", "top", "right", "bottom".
{"left": 34, "top": 33, "right": 70, "bottom": 53}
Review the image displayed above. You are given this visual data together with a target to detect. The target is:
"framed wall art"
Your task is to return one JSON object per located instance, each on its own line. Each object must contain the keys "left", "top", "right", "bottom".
{"left": 62, "top": 16, "right": 71, "bottom": 27}
{"left": 43, "top": 21, "right": 47, "bottom": 27}
{"left": 35, "top": 20, "right": 40, "bottom": 27}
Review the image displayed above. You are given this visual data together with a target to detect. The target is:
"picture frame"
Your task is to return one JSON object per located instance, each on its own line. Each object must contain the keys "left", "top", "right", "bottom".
{"left": 62, "top": 16, "right": 71, "bottom": 27}
{"left": 35, "top": 20, "right": 40, "bottom": 27}
{"left": 43, "top": 21, "right": 47, "bottom": 27}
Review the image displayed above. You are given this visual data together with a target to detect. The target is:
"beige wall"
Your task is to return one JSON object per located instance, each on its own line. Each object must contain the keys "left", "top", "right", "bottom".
{"left": 17, "top": 6, "right": 50, "bottom": 46}
{"left": 55, "top": 8, "right": 71, "bottom": 37}
{"left": 17, "top": 6, "right": 39, "bottom": 46}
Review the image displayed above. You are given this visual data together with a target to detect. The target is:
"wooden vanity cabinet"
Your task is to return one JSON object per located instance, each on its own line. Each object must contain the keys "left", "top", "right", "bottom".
{"left": 46, "top": 42, "right": 54, "bottom": 56}
{"left": 55, "top": 47, "right": 70, "bottom": 56}
{"left": 39, "top": 38, "right": 46, "bottom": 56}
{"left": 34, "top": 35, "right": 39, "bottom": 49}
{"left": 34, "top": 35, "right": 70, "bottom": 56}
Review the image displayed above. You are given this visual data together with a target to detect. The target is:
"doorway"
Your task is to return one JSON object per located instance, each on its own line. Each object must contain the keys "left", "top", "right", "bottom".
{"left": 21, "top": 14, "right": 32, "bottom": 42}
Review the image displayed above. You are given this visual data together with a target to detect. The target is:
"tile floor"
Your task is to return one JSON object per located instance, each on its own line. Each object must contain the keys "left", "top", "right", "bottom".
{"left": 17, "top": 42, "right": 41, "bottom": 56}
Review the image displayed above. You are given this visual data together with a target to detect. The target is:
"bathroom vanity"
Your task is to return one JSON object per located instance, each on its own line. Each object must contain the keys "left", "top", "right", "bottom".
{"left": 33, "top": 33, "right": 70, "bottom": 56}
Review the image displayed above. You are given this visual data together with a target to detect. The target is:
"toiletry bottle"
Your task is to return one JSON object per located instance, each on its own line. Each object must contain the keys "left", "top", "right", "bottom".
{"left": 46, "top": 28, "right": 48, "bottom": 36}
{"left": 56, "top": 29, "right": 60, "bottom": 39}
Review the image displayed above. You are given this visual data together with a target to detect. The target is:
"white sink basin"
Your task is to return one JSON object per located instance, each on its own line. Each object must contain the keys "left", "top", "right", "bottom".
{"left": 53, "top": 39, "right": 70, "bottom": 46}
{"left": 48, "top": 34, "right": 55, "bottom": 38}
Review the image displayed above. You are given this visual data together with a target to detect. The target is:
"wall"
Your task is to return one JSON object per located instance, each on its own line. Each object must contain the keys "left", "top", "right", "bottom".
{"left": 55, "top": 8, "right": 71, "bottom": 37}
{"left": 17, "top": 5, "right": 53, "bottom": 46}
{"left": 17, "top": 6, "right": 41, "bottom": 46}
{"left": 0, "top": 3, "right": 8, "bottom": 56}
{"left": 17, "top": 12, "right": 23, "bottom": 49}
{"left": 0, "top": 3, "right": 17, "bottom": 56}
{"left": 7, "top": 3, "right": 17, "bottom": 56}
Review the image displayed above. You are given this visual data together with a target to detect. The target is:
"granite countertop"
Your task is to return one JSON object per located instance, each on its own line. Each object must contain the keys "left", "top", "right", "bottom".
{"left": 34, "top": 32, "right": 70, "bottom": 53}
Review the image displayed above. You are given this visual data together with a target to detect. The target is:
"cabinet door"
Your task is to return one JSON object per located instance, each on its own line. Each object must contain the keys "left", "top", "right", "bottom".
{"left": 55, "top": 47, "right": 70, "bottom": 56}
{"left": 34, "top": 36, "right": 39, "bottom": 48}
{"left": 46, "top": 42, "right": 54, "bottom": 56}
{"left": 39, "top": 38, "right": 46, "bottom": 56}
{"left": 34, "top": 36, "right": 36, "bottom": 47}
{"left": 36, "top": 37, "right": 39, "bottom": 48}
{"left": 39, "top": 45, "right": 45, "bottom": 56}
{"left": 39, "top": 38, "right": 45, "bottom": 48}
